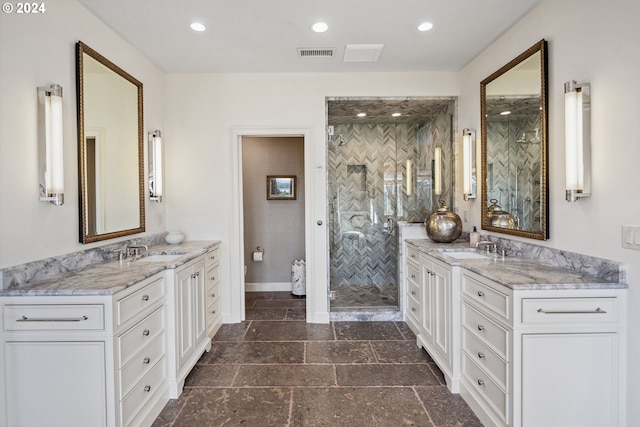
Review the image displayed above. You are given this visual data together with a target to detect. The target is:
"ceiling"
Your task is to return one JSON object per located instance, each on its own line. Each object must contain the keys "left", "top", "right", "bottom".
{"left": 78, "top": 0, "right": 541, "bottom": 74}
{"left": 328, "top": 98, "right": 454, "bottom": 125}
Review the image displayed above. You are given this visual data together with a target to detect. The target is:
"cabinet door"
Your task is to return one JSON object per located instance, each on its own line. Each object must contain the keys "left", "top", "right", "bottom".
{"left": 521, "top": 332, "right": 618, "bottom": 427}
{"left": 432, "top": 262, "right": 451, "bottom": 364}
{"left": 4, "top": 341, "right": 107, "bottom": 427}
{"left": 193, "top": 259, "right": 207, "bottom": 346}
{"left": 175, "top": 266, "right": 195, "bottom": 369}
{"left": 421, "top": 262, "right": 434, "bottom": 343}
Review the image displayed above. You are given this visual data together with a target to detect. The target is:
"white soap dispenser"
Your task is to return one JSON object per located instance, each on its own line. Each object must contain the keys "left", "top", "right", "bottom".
{"left": 469, "top": 226, "right": 480, "bottom": 247}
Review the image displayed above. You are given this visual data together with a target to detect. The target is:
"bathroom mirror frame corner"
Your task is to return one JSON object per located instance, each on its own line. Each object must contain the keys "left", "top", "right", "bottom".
{"left": 480, "top": 39, "right": 549, "bottom": 240}
{"left": 76, "top": 41, "right": 145, "bottom": 244}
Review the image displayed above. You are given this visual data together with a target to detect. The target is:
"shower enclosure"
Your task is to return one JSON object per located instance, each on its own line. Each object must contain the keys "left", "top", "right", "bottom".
{"left": 327, "top": 98, "right": 455, "bottom": 310}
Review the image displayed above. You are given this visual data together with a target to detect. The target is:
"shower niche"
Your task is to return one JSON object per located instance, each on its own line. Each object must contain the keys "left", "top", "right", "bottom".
{"left": 327, "top": 97, "right": 455, "bottom": 310}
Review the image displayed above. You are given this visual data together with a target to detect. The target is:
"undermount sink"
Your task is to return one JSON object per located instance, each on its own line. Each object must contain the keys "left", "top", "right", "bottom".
{"left": 137, "top": 254, "right": 183, "bottom": 263}
{"left": 441, "top": 251, "right": 490, "bottom": 260}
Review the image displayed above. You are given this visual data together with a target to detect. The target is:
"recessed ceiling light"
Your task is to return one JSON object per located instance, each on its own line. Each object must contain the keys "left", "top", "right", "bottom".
{"left": 190, "top": 22, "right": 206, "bottom": 32}
{"left": 417, "top": 22, "right": 434, "bottom": 32}
{"left": 357, "top": 112, "right": 367, "bottom": 117}
{"left": 500, "top": 110, "right": 511, "bottom": 116}
{"left": 312, "top": 22, "right": 328, "bottom": 33}
{"left": 392, "top": 112, "right": 402, "bottom": 117}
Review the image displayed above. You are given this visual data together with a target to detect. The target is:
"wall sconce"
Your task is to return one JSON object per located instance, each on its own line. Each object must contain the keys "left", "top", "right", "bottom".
{"left": 434, "top": 147, "right": 442, "bottom": 196}
{"left": 38, "top": 84, "right": 64, "bottom": 205}
{"left": 564, "top": 80, "right": 591, "bottom": 202}
{"left": 148, "top": 130, "right": 163, "bottom": 202}
{"left": 406, "top": 159, "right": 413, "bottom": 196}
{"left": 462, "top": 128, "right": 477, "bottom": 201}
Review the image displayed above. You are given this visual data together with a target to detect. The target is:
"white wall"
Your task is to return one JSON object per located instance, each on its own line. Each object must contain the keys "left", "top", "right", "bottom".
{"left": 458, "top": 1, "right": 640, "bottom": 424}
{"left": 0, "top": 0, "right": 165, "bottom": 269}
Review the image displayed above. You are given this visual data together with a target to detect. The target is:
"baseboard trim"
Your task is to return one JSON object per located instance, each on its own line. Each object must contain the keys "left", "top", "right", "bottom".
{"left": 245, "top": 282, "right": 292, "bottom": 292}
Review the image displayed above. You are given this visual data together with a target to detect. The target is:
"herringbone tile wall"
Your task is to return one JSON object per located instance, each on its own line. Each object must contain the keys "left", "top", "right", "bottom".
{"left": 327, "top": 106, "right": 453, "bottom": 307}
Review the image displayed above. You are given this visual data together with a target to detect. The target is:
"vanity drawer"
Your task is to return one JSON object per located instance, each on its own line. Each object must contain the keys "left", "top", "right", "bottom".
{"left": 118, "top": 307, "right": 165, "bottom": 367}
{"left": 463, "top": 352, "right": 508, "bottom": 423}
{"left": 407, "top": 278, "right": 420, "bottom": 302}
{"left": 462, "top": 272, "right": 510, "bottom": 321}
{"left": 462, "top": 328, "right": 508, "bottom": 388}
{"left": 207, "top": 294, "right": 221, "bottom": 321}
{"left": 206, "top": 264, "right": 221, "bottom": 289}
{"left": 116, "top": 276, "right": 165, "bottom": 327}
{"left": 205, "top": 246, "right": 221, "bottom": 268}
{"left": 407, "top": 247, "right": 420, "bottom": 264}
{"left": 120, "top": 355, "right": 166, "bottom": 427}
{"left": 207, "top": 281, "right": 221, "bottom": 304}
{"left": 463, "top": 302, "right": 509, "bottom": 360}
{"left": 521, "top": 297, "right": 618, "bottom": 324}
{"left": 406, "top": 293, "right": 420, "bottom": 323}
{"left": 3, "top": 304, "right": 105, "bottom": 331}
{"left": 406, "top": 262, "right": 420, "bottom": 285}
{"left": 119, "top": 333, "right": 165, "bottom": 398}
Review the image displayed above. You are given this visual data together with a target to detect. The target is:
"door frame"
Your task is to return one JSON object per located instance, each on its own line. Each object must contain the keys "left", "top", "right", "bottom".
{"left": 230, "top": 126, "right": 329, "bottom": 324}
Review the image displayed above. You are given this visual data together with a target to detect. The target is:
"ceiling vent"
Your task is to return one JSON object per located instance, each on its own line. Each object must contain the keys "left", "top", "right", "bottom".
{"left": 343, "top": 44, "right": 384, "bottom": 62}
{"left": 297, "top": 48, "right": 336, "bottom": 58}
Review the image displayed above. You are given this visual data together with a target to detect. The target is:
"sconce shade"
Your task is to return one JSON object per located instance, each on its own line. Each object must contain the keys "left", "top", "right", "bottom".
{"left": 564, "top": 80, "right": 591, "bottom": 202}
{"left": 406, "top": 159, "right": 413, "bottom": 196}
{"left": 462, "top": 129, "right": 476, "bottom": 200}
{"left": 149, "top": 130, "right": 163, "bottom": 202}
{"left": 38, "top": 84, "right": 64, "bottom": 205}
{"left": 434, "top": 147, "right": 442, "bottom": 196}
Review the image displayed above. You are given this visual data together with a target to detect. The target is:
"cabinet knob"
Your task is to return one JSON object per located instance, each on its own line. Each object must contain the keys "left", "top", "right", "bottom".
{"left": 142, "top": 294, "right": 150, "bottom": 301}
{"left": 477, "top": 352, "right": 485, "bottom": 359}
{"left": 210, "top": 255, "right": 216, "bottom": 260}
{"left": 411, "top": 290, "right": 416, "bottom": 295}
{"left": 477, "top": 291, "right": 485, "bottom": 297}
{"left": 196, "top": 271, "right": 200, "bottom": 276}
{"left": 477, "top": 325, "right": 485, "bottom": 331}
{"left": 191, "top": 273, "right": 196, "bottom": 279}
{"left": 210, "top": 276, "right": 215, "bottom": 281}
{"left": 411, "top": 307, "right": 416, "bottom": 312}
{"left": 142, "top": 329, "right": 150, "bottom": 336}
{"left": 477, "top": 379, "right": 485, "bottom": 386}
{"left": 411, "top": 274, "right": 416, "bottom": 279}
{"left": 411, "top": 254, "right": 416, "bottom": 259}
{"left": 211, "top": 293, "right": 216, "bottom": 298}
{"left": 143, "top": 357, "right": 151, "bottom": 364}
{"left": 144, "top": 385, "right": 151, "bottom": 392}
{"left": 211, "top": 310, "right": 216, "bottom": 314}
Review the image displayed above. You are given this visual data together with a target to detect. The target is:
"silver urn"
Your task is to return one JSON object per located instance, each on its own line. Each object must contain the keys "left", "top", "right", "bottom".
{"left": 426, "top": 200, "right": 462, "bottom": 243}
{"left": 487, "top": 199, "right": 516, "bottom": 229}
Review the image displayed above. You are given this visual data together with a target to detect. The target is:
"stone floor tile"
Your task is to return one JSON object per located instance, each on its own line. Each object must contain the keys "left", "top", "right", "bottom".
{"left": 427, "top": 362, "right": 447, "bottom": 386}
{"left": 334, "top": 321, "right": 406, "bottom": 341}
{"left": 151, "top": 394, "right": 186, "bottom": 427}
{"left": 396, "top": 322, "right": 418, "bottom": 340}
{"left": 271, "top": 291, "right": 304, "bottom": 300}
{"left": 234, "top": 364, "right": 335, "bottom": 387}
{"left": 200, "top": 341, "right": 304, "bottom": 364}
{"left": 171, "top": 387, "right": 291, "bottom": 427}
{"left": 254, "top": 299, "right": 307, "bottom": 308}
{"left": 286, "top": 307, "right": 306, "bottom": 320}
{"left": 245, "top": 307, "right": 287, "bottom": 320}
{"left": 371, "top": 340, "right": 435, "bottom": 363}
{"left": 336, "top": 364, "right": 440, "bottom": 386}
{"left": 415, "top": 386, "right": 483, "bottom": 427}
{"left": 212, "top": 322, "right": 250, "bottom": 342}
{"left": 244, "top": 320, "right": 335, "bottom": 341}
{"left": 306, "top": 341, "right": 376, "bottom": 364}
{"left": 184, "top": 364, "right": 238, "bottom": 387}
{"left": 291, "top": 387, "right": 431, "bottom": 427}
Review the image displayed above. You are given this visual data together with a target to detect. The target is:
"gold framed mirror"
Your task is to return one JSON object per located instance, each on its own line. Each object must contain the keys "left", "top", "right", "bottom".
{"left": 480, "top": 39, "right": 548, "bottom": 240}
{"left": 76, "top": 41, "right": 145, "bottom": 244}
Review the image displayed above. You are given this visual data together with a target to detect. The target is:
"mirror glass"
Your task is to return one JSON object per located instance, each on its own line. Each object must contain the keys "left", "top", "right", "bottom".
{"left": 77, "top": 41, "right": 145, "bottom": 243}
{"left": 481, "top": 40, "right": 548, "bottom": 240}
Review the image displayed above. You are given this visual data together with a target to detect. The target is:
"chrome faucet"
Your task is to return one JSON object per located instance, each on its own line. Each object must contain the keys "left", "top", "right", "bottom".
{"left": 475, "top": 240, "right": 497, "bottom": 254}
{"left": 125, "top": 244, "right": 148, "bottom": 259}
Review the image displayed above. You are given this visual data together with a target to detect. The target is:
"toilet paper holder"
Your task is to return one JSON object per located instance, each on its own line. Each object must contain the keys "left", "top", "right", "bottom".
{"left": 252, "top": 246, "right": 265, "bottom": 262}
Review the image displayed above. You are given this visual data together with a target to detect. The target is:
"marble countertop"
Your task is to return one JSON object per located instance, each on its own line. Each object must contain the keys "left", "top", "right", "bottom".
{"left": 0, "top": 241, "right": 220, "bottom": 297}
{"left": 406, "top": 239, "right": 627, "bottom": 291}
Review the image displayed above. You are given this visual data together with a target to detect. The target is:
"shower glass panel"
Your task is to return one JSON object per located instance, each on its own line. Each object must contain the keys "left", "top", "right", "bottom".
{"left": 327, "top": 98, "right": 455, "bottom": 310}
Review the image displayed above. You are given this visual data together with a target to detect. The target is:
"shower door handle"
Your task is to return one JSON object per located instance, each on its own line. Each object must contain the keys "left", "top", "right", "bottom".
{"left": 386, "top": 217, "right": 395, "bottom": 235}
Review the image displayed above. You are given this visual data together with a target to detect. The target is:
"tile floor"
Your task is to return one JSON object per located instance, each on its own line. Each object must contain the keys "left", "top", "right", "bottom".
{"left": 330, "top": 284, "right": 398, "bottom": 309}
{"left": 152, "top": 292, "right": 482, "bottom": 427}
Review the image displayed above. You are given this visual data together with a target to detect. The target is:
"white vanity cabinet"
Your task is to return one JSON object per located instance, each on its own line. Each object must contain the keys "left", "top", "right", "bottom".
{"left": 0, "top": 273, "right": 169, "bottom": 427}
{"left": 204, "top": 244, "right": 222, "bottom": 338}
{"left": 416, "top": 252, "right": 461, "bottom": 393}
{"left": 166, "top": 254, "right": 212, "bottom": 398}
{"left": 460, "top": 269, "right": 627, "bottom": 427}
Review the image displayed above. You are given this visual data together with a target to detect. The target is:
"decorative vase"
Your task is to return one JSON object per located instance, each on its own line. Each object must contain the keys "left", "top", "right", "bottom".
{"left": 165, "top": 231, "right": 184, "bottom": 245}
{"left": 425, "top": 200, "right": 462, "bottom": 243}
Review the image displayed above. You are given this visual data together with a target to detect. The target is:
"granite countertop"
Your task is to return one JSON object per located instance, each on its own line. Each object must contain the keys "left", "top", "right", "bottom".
{"left": 0, "top": 240, "right": 220, "bottom": 297}
{"left": 406, "top": 239, "right": 627, "bottom": 291}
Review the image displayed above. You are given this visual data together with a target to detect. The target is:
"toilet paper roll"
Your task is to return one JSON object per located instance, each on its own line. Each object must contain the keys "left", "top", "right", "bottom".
{"left": 252, "top": 251, "right": 264, "bottom": 262}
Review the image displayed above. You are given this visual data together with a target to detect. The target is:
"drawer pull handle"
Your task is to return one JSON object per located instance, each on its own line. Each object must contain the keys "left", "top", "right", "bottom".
{"left": 142, "top": 329, "right": 150, "bottom": 336}
{"left": 477, "top": 291, "right": 485, "bottom": 297}
{"left": 411, "top": 274, "right": 416, "bottom": 279}
{"left": 477, "top": 379, "right": 485, "bottom": 386}
{"left": 477, "top": 325, "right": 485, "bottom": 331}
{"left": 143, "top": 357, "right": 151, "bottom": 364}
{"left": 17, "top": 315, "right": 88, "bottom": 322}
{"left": 411, "top": 290, "right": 416, "bottom": 295}
{"left": 141, "top": 294, "right": 150, "bottom": 301}
{"left": 411, "top": 254, "right": 416, "bottom": 259}
{"left": 211, "top": 293, "right": 216, "bottom": 298}
{"left": 210, "top": 255, "right": 216, "bottom": 260}
{"left": 210, "top": 276, "right": 216, "bottom": 281}
{"left": 144, "top": 385, "right": 151, "bottom": 392}
{"left": 477, "top": 352, "right": 485, "bottom": 359}
{"left": 536, "top": 307, "right": 607, "bottom": 314}
{"left": 212, "top": 310, "right": 216, "bottom": 314}
{"left": 411, "top": 307, "right": 416, "bottom": 312}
